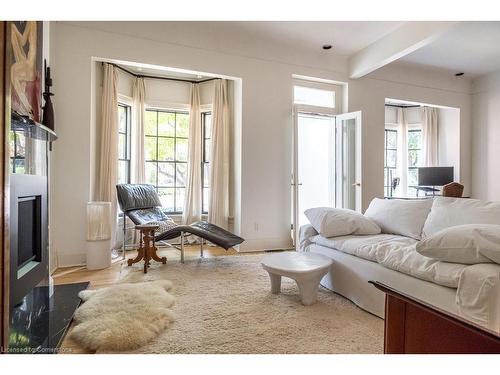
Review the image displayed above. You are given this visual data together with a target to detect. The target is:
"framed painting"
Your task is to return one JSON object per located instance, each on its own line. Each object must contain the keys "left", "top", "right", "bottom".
{"left": 10, "top": 21, "right": 43, "bottom": 123}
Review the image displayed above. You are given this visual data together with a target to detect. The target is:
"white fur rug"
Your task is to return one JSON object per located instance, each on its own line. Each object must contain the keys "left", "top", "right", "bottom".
{"left": 70, "top": 280, "right": 175, "bottom": 351}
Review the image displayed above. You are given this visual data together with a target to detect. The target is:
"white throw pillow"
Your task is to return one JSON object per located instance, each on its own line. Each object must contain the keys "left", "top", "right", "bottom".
{"left": 416, "top": 224, "right": 500, "bottom": 264}
{"left": 364, "top": 198, "right": 433, "bottom": 240}
{"left": 422, "top": 197, "right": 500, "bottom": 238}
{"left": 304, "top": 207, "right": 380, "bottom": 238}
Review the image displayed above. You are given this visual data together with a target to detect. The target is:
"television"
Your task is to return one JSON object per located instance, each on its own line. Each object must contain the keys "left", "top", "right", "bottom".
{"left": 418, "top": 167, "right": 454, "bottom": 186}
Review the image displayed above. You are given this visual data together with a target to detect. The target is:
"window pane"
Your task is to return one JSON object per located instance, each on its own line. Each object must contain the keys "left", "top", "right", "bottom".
{"left": 203, "top": 188, "right": 209, "bottom": 213}
{"left": 204, "top": 139, "right": 211, "bottom": 163}
{"left": 294, "top": 86, "right": 335, "bottom": 108}
{"left": 176, "top": 138, "right": 188, "bottom": 162}
{"left": 158, "top": 112, "right": 175, "bottom": 137}
{"left": 175, "top": 188, "right": 185, "bottom": 212}
{"left": 145, "top": 111, "right": 157, "bottom": 136}
{"left": 118, "top": 160, "right": 129, "bottom": 184}
{"left": 176, "top": 113, "right": 189, "bottom": 138}
{"left": 158, "top": 162, "right": 175, "bottom": 187}
{"left": 203, "top": 163, "right": 210, "bottom": 188}
{"left": 118, "top": 133, "right": 126, "bottom": 159}
{"left": 145, "top": 162, "right": 157, "bottom": 185}
{"left": 157, "top": 138, "right": 175, "bottom": 161}
{"left": 384, "top": 168, "right": 388, "bottom": 187}
{"left": 176, "top": 163, "right": 186, "bottom": 187}
{"left": 408, "top": 150, "right": 419, "bottom": 167}
{"left": 386, "top": 150, "right": 397, "bottom": 168}
{"left": 145, "top": 136, "right": 157, "bottom": 160}
{"left": 14, "top": 159, "right": 25, "bottom": 174}
{"left": 204, "top": 114, "right": 212, "bottom": 138}
{"left": 386, "top": 131, "right": 397, "bottom": 149}
{"left": 408, "top": 168, "right": 418, "bottom": 186}
{"left": 118, "top": 106, "right": 127, "bottom": 133}
{"left": 158, "top": 188, "right": 175, "bottom": 212}
{"left": 408, "top": 130, "right": 421, "bottom": 149}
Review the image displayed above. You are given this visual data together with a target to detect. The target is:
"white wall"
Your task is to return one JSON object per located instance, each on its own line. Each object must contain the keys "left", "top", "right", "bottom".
{"left": 437, "top": 107, "right": 461, "bottom": 181}
{"left": 50, "top": 22, "right": 473, "bottom": 266}
{"left": 471, "top": 71, "right": 500, "bottom": 201}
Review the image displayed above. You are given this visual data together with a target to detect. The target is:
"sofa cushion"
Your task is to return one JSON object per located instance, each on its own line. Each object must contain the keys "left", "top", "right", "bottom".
{"left": 416, "top": 224, "right": 497, "bottom": 264}
{"left": 364, "top": 198, "right": 433, "bottom": 240}
{"left": 305, "top": 207, "right": 380, "bottom": 238}
{"left": 422, "top": 197, "right": 500, "bottom": 238}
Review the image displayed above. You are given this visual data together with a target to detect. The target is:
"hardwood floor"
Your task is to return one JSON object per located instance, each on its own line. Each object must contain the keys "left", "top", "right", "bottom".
{"left": 53, "top": 245, "right": 242, "bottom": 353}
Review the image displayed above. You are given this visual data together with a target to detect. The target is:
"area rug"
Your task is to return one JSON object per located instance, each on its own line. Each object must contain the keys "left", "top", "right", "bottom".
{"left": 114, "top": 253, "right": 384, "bottom": 354}
{"left": 69, "top": 280, "right": 175, "bottom": 351}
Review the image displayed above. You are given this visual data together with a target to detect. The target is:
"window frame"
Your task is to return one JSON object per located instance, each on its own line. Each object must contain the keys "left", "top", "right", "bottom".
{"left": 384, "top": 128, "right": 398, "bottom": 197}
{"left": 201, "top": 111, "right": 212, "bottom": 214}
{"left": 144, "top": 108, "right": 189, "bottom": 215}
{"left": 407, "top": 128, "right": 422, "bottom": 193}
{"left": 118, "top": 103, "right": 132, "bottom": 185}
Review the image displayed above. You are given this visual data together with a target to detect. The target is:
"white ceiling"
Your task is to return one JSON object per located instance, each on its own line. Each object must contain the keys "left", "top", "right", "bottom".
{"left": 401, "top": 22, "right": 500, "bottom": 77}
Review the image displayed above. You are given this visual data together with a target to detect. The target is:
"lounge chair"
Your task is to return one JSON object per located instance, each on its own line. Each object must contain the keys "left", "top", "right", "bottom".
{"left": 116, "top": 184, "right": 244, "bottom": 263}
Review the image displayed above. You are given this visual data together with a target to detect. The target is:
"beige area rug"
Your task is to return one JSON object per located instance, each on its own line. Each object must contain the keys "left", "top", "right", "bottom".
{"left": 109, "top": 253, "right": 384, "bottom": 354}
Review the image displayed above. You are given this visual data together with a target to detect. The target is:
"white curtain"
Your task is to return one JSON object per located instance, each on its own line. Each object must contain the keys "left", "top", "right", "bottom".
{"left": 95, "top": 63, "right": 119, "bottom": 248}
{"left": 132, "top": 77, "right": 146, "bottom": 183}
{"left": 182, "top": 83, "right": 202, "bottom": 224}
{"left": 396, "top": 107, "right": 408, "bottom": 196}
{"left": 422, "top": 106, "right": 438, "bottom": 167}
{"left": 208, "top": 79, "right": 230, "bottom": 228}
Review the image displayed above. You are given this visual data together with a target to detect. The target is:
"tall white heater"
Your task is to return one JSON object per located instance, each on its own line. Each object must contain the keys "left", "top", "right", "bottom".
{"left": 86, "top": 201, "right": 112, "bottom": 270}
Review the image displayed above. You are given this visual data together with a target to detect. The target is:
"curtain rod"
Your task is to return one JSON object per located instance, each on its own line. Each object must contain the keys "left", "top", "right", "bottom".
{"left": 106, "top": 62, "right": 218, "bottom": 84}
{"left": 385, "top": 104, "right": 421, "bottom": 108}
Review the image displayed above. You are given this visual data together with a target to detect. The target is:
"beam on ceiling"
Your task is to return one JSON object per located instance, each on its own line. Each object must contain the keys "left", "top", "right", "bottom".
{"left": 348, "top": 21, "right": 458, "bottom": 79}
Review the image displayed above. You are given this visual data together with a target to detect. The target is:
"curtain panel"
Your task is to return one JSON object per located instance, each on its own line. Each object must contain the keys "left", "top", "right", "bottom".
{"left": 132, "top": 77, "right": 146, "bottom": 183}
{"left": 182, "top": 83, "right": 203, "bottom": 224}
{"left": 422, "top": 106, "right": 438, "bottom": 167}
{"left": 208, "top": 79, "right": 230, "bottom": 228}
{"left": 94, "top": 63, "right": 119, "bottom": 248}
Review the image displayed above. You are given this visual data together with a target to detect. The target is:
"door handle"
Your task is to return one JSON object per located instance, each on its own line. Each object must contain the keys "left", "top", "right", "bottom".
{"left": 352, "top": 183, "right": 361, "bottom": 187}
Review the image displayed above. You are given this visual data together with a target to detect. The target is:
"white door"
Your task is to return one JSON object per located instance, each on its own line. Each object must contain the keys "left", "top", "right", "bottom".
{"left": 292, "top": 110, "right": 362, "bottom": 248}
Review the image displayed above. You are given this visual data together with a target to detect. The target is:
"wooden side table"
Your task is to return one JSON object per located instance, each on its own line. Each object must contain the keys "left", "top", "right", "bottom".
{"left": 127, "top": 224, "right": 167, "bottom": 273}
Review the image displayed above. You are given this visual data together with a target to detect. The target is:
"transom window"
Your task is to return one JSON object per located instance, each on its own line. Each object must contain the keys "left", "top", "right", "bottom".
{"left": 384, "top": 129, "right": 397, "bottom": 197}
{"left": 144, "top": 109, "right": 189, "bottom": 213}
{"left": 202, "top": 112, "right": 212, "bottom": 214}
{"left": 118, "top": 103, "right": 131, "bottom": 184}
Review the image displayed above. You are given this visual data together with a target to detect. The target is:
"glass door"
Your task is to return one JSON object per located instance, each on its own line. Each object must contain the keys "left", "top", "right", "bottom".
{"left": 292, "top": 110, "right": 361, "bottom": 248}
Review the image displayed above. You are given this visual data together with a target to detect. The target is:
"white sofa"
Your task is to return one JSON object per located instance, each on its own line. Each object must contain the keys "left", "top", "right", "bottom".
{"left": 299, "top": 197, "right": 500, "bottom": 332}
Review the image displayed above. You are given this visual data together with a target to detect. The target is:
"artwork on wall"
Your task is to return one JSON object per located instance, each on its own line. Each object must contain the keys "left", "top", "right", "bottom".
{"left": 10, "top": 21, "right": 43, "bottom": 122}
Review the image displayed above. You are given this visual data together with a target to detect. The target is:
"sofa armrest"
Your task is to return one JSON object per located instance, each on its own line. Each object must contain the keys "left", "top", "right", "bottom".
{"left": 298, "top": 224, "right": 318, "bottom": 252}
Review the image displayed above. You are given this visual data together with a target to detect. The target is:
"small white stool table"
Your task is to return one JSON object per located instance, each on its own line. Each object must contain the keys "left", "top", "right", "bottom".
{"left": 261, "top": 252, "right": 333, "bottom": 305}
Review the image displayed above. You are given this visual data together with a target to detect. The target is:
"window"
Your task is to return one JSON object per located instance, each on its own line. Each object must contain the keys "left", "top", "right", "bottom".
{"left": 294, "top": 85, "right": 335, "bottom": 108}
{"left": 384, "top": 129, "right": 397, "bottom": 197}
{"left": 118, "top": 104, "right": 132, "bottom": 185}
{"left": 201, "top": 112, "right": 212, "bottom": 214}
{"left": 10, "top": 131, "right": 26, "bottom": 174}
{"left": 407, "top": 129, "right": 422, "bottom": 194}
{"left": 144, "top": 109, "right": 189, "bottom": 213}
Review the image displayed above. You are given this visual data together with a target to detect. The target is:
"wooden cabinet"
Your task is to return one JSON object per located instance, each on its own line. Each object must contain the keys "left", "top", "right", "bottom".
{"left": 371, "top": 281, "right": 500, "bottom": 354}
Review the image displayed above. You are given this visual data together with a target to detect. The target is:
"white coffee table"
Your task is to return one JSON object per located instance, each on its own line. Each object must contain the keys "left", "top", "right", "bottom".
{"left": 261, "top": 252, "right": 333, "bottom": 305}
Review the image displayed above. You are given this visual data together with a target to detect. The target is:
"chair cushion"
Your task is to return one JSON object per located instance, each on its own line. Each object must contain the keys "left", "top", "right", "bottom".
{"left": 127, "top": 207, "right": 171, "bottom": 225}
{"left": 116, "top": 184, "right": 161, "bottom": 212}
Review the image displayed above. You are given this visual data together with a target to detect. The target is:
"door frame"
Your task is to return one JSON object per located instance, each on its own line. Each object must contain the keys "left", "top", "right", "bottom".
{"left": 335, "top": 111, "right": 363, "bottom": 212}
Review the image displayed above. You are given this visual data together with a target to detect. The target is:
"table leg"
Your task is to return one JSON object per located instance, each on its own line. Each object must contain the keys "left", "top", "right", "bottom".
{"left": 296, "top": 275, "right": 323, "bottom": 306}
{"left": 268, "top": 272, "right": 281, "bottom": 294}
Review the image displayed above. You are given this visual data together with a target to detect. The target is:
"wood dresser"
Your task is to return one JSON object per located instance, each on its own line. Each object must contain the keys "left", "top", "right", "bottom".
{"left": 370, "top": 281, "right": 500, "bottom": 354}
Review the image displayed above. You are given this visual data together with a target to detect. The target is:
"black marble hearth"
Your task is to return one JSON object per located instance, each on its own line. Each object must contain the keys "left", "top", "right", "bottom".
{"left": 8, "top": 282, "right": 89, "bottom": 353}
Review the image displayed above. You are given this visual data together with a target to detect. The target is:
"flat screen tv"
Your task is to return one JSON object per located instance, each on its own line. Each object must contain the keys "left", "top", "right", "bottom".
{"left": 418, "top": 167, "right": 454, "bottom": 186}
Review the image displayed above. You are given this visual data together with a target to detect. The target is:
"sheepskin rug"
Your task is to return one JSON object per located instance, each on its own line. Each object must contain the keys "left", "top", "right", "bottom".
{"left": 106, "top": 253, "right": 383, "bottom": 354}
{"left": 70, "top": 279, "right": 175, "bottom": 351}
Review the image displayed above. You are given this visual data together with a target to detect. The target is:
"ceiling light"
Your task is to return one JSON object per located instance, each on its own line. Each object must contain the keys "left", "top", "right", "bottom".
{"left": 455, "top": 72, "right": 464, "bottom": 77}
{"left": 322, "top": 44, "right": 333, "bottom": 50}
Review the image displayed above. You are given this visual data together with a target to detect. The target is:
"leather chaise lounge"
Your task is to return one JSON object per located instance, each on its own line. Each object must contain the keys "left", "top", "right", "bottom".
{"left": 116, "top": 184, "right": 244, "bottom": 263}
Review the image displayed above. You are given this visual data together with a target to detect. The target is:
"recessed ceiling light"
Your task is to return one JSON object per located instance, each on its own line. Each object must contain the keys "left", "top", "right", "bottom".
{"left": 455, "top": 72, "right": 464, "bottom": 77}
{"left": 322, "top": 44, "right": 333, "bottom": 50}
